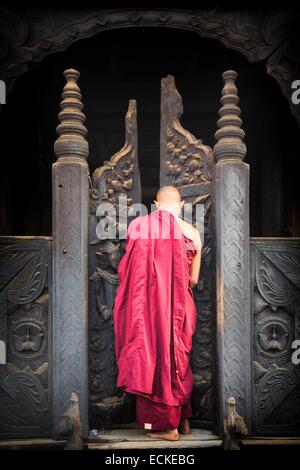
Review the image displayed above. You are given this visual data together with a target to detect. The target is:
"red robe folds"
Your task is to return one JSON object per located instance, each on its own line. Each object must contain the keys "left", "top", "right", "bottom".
{"left": 113, "top": 208, "right": 197, "bottom": 411}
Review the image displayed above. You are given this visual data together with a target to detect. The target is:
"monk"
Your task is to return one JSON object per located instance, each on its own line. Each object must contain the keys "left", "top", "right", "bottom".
{"left": 113, "top": 185, "right": 201, "bottom": 441}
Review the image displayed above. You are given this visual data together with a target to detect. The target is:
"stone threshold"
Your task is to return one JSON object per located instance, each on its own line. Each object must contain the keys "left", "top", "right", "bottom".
{"left": 0, "top": 438, "right": 66, "bottom": 450}
{"left": 87, "top": 428, "right": 222, "bottom": 449}
{"left": 1, "top": 432, "right": 300, "bottom": 449}
{"left": 240, "top": 437, "right": 300, "bottom": 446}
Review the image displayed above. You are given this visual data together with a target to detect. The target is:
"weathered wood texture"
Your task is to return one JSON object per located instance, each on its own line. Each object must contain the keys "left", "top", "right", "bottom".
{"left": 52, "top": 69, "right": 89, "bottom": 437}
{"left": 160, "top": 74, "right": 215, "bottom": 425}
{"left": 250, "top": 238, "right": 300, "bottom": 435}
{"left": 88, "top": 100, "right": 141, "bottom": 429}
{"left": 212, "top": 70, "right": 252, "bottom": 433}
{"left": 0, "top": 236, "right": 52, "bottom": 437}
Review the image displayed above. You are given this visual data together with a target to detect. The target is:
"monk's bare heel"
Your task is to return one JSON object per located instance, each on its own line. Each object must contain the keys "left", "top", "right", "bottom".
{"left": 146, "top": 429, "right": 180, "bottom": 441}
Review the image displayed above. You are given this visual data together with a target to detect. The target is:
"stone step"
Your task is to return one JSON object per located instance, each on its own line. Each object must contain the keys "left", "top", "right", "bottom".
{"left": 0, "top": 438, "right": 66, "bottom": 450}
{"left": 87, "top": 428, "right": 222, "bottom": 450}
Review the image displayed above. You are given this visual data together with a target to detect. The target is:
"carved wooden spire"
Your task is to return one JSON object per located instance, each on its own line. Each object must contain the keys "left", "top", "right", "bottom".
{"left": 213, "top": 69, "right": 251, "bottom": 434}
{"left": 52, "top": 67, "right": 89, "bottom": 437}
{"left": 54, "top": 68, "right": 89, "bottom": 160}
{"left": 213, "top": 70, "right": 246, "bottom": 162}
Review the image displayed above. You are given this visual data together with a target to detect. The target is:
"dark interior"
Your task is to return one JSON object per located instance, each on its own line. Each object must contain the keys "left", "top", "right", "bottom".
{"left": 1, "top": 26, "right": 299, "bottom": 237}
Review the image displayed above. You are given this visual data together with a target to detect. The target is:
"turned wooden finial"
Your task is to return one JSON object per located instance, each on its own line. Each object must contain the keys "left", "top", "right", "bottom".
{"left": 54, "top": 68, "right": 89, "bottom": 160}
{"left": 61, "top": 392, "right": 83, "bottom": 450}
{"left": 223, "top": 396, "right": 248, "bottom": 450}
{"left": 213, "top": 70, "right": 246, "bottom": 163}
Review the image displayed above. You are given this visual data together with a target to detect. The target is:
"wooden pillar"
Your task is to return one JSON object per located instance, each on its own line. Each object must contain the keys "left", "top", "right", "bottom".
{"left": 52, "top": 69, "right": 89, "bottom": 437}
{"left": 213, "top": 70, "right": 251, "bottom": 434}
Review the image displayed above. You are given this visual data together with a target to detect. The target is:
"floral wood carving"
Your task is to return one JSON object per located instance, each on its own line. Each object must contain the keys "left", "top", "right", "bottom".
{"left": 88, "top": 99, "right": 141, "bottom": 428}
{"left": 251, "top": 239, "right": 300, "bottom": 434}
{"left": 0, "top": 237, "right": 51, "bottom": 437}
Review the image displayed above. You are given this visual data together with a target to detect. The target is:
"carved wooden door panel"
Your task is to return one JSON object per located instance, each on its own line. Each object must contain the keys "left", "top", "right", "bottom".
{"left": 88, "top": 100, "right": 142, "bottom": 428}
{"left": 0, "top": 237, "right": 52, "bottom": 438}
{"left": 251, "top": 239, "right": 300, "bottom": 435}
{"left": 88, "top": 78, "right": 216, "bottom": 430}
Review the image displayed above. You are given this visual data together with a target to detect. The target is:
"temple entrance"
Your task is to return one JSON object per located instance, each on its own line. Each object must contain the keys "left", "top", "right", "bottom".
{"left": 0, "top": 19, "right": 299, "bottom": 444}
{"left": 1, "top": 26, "right": 298, "bottom": 238}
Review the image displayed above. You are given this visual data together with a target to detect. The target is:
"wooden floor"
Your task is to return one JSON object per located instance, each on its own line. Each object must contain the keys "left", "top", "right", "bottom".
{"left": 87, "top": 428, "right": 222, "bottom": 449}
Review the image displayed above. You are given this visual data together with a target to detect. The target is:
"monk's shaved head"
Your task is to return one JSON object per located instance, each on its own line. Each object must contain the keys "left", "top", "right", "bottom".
{"left": 156, "top": 185, "right": 181, "bottom": 203}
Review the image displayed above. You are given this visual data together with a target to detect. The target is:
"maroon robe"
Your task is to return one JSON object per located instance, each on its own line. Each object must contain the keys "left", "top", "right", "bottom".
{"left": 113, "top": 208, "right": 197, "bottom": 414}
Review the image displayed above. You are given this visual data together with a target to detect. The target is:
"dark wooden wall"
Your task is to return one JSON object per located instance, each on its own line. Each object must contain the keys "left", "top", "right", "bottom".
{"left": 0, "top": 27, "right": 299, "bottom": 237}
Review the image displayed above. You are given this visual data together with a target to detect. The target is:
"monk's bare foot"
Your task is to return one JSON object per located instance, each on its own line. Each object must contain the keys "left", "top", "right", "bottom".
{"left": 179, "top": 418, "right": 191, "bottom": 435}
{"left": 146, "top": 428, "right": 180, "bottom": 441}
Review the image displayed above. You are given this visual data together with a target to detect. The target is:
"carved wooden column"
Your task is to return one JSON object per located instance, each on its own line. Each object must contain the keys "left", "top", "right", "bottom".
{"left": 52, "top": 69, "right": 89, "bottom": 438}
{"left": 213, "top": 70, "right": 251, "bottom": 434}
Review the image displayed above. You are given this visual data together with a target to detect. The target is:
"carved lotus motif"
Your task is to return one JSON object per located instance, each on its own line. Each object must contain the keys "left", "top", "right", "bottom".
{"left": 259, "top": 324, "right": 289, "bottom": 352}
{"left": 11, "top": 321, "right": 45, "bottom": 357}
{"left": 13, "top": 331, "right": 43, "bottom": 353}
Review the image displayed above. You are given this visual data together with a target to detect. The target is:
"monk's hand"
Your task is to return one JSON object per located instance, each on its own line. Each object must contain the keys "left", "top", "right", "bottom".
{"left": 189, "top": 277, "right": 197, "bottom": 289}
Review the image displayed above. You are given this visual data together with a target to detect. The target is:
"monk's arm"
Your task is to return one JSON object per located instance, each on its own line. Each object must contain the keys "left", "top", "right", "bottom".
{"left": 189, "top": 249, "right": 201, "bottom": 288}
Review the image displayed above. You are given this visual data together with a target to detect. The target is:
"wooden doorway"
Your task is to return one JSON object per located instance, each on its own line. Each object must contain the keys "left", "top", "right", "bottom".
{"left": 88, "top": 74, "right": 215, "bottom": 431}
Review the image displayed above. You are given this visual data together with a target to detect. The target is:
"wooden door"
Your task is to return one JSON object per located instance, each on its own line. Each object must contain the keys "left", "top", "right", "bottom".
{"left": 88, "top": 77, "right": 216, "bottom": 430}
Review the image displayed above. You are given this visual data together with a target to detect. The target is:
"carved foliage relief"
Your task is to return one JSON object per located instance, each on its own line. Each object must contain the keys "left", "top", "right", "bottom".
{"left": 0, "top": 237, "right": 51, "bottom": 437}
{"left": 251, "top": 239, "right": 300, "bottom": 434}
{"left": 88, "top": 100, "right": 141, "bottom": 428}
